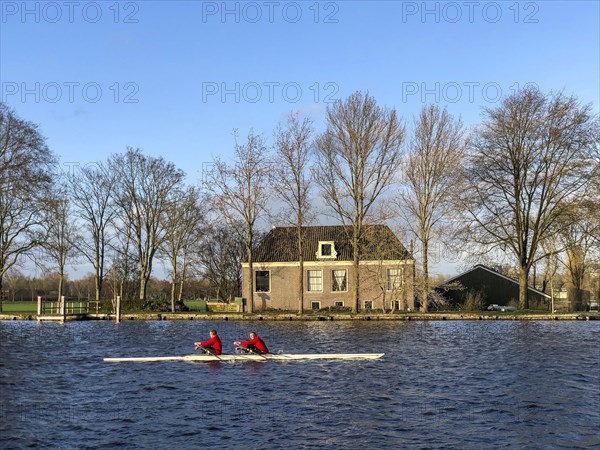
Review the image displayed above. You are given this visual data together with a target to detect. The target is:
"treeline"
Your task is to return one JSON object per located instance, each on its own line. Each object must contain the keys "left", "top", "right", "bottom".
{"left": 1, "top": 270, "right": 215, "bottom": 306}
{"left": 0, "top": 87, "right": 598, "bottom": 313}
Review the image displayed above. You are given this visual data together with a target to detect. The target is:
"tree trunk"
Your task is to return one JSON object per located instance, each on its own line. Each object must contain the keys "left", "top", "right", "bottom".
{"left": 170, "top": 284, "right": 176, "bottom": 312}
{"left": 570, "top": 288, "right": 583, "bottom": 312}
{"left": 352, "top": 228, "right": 360, "bottom": 313}
{"left": 119, "top": 279, "right": 124, "bottom": 308}
{"left": 170, "top": 254, "right": 178, "bottom": 313}
{"left": 178, "top": 255, "right": 187, "bottom": 302}
{"left": 297, "top": 227, "right": 304, "bottom": 315}
{"left": 421, "top": 238, "right": 429, "bottom": 312}
{"left": 0, "top": 273, "right": 3, "bottom": 313}
{"left": 95, "top": 247, "right": 103, "bottom": 301}
{"left": 518, "top": 264, "right": 529, "bottom": 309}
{"left": 298, "top": 257, "right": 304, "bottom": 314}
{"left": 58, "top": 273, "right": 64, "bottom": 302}
{"left": 247, "top": 249, "right": 254, "bottom": 314}
{"left": 139, "top": 275, "right": 147, "bottom": 302}
{"left": 95, "top": 274, "right": 102, "bottom": 302}
{"left": 570, "top": 257, "right": 585, "bottom": 311}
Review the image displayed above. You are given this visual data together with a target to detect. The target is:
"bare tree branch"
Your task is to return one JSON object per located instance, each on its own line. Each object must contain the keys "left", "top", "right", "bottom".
{"left": 272, "top": 112, "right": 315, "bottom": 313}
{"left": 459, "top": 87, "right": 599, "bottom": 309}
{"left": 314, "top": 92, "right": 405, "bottom": 312}
{"left": 109, "top": 148, "right": 185, "bottom": 304}
{"left": 204, "top": 131, "right": 271, "bottom": 313}
{"left": 397, "top": 104, "right": 465, "bottom": 311}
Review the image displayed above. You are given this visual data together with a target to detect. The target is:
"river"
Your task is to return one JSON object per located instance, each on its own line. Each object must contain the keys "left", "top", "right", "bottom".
{"left": 1, "top": 320, "right": 598, "bottom": 449}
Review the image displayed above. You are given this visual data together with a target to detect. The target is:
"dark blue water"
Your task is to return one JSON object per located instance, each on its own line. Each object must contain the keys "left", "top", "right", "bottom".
{"left": 1, "top": 320, "right": 599, "bottom": 449}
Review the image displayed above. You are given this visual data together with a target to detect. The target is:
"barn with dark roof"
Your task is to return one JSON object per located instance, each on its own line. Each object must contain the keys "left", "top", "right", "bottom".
{"left": 434, "top": 264, "right": 551, "bottom": 310}
{"left": 242, "top": 225, "right": 415, "bottom": 311}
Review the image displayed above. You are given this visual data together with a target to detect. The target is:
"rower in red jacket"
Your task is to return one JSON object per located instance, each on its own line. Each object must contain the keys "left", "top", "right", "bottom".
{"left": 234, "top": 331, "right": 269, "bottom": 354}
{"left": 194, "top": 329, "right": 222, "bottom": 355}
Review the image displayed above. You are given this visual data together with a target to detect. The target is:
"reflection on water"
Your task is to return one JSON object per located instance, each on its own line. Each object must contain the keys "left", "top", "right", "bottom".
{"left": 1, "top": 320, "right": 598, "bottom": 449}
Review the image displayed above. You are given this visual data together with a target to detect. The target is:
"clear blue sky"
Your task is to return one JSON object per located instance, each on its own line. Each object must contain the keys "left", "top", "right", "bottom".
{"left": 1, "top": 0, "right": 599, "bottom": 276}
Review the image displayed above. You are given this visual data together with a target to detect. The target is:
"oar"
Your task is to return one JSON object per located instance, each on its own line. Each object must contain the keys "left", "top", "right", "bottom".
{"left": 195, "top": 345, "right": 223, "bottom": 361}
{"left": 235, "top": 345, "right": 268, "bottom": 360}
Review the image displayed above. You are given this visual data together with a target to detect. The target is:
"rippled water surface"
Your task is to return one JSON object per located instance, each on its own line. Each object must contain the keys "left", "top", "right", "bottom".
{"left": 1, "top": 320, "right": 599, "bottom": 449}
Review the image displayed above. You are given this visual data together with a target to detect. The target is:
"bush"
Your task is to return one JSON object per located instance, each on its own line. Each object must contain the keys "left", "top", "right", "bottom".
{"left": 167, "top": 300, "right": 189, "bottom": 312}
{"left": 142, "top": 299, "right": 169, "bottom": 311}
{"left": 463, "top": 290, "right": 484, "bottom": 311}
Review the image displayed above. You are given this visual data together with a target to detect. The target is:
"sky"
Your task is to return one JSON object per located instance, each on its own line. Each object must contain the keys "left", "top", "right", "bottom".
{"left": 1, "top": 0, "right": 599, "bottom": 278}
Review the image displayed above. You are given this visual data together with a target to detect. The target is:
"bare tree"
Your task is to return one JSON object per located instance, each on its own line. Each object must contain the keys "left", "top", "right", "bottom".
{"left": 107, "top": 229, "right": 138, "bottom": 310}
{"left": 160, "top": 186, "right": 204, "bottom": 312}
{"left": 205, "top": 131, "right": 271, "bottom": 313}
{"left": 460, "top": 87, "right": 598, "bottom": 309}
{"left": 588, "top": 153, "right": 600, "bottom": 249}
{"left": 196, "top": 222, "right": 245, "bottom": 301}
{"left": 109, "top": 148, "right": 185, "bottom": 303}
{"left": 314, "top": 92, "right": 405, "bottom": 312}
{"left": 272, "top": 113, "right": 315, "bottom": 314}
{"left": 0, "top": 103, "right": 56, "bottom": 312}
{"left": 4, "top": 268, "right": 28, "bottom": 302}
{"left": 68, "top": 161, "right": 115, "bottom": 302}
{"left": 398, "top": 105, "right": 465, "bottom": 312}
{"left": 559, "top": 200, "right": 600, "bottom": 310}
{"left": 41, "top": 188, "right": 78, "bottom": 301}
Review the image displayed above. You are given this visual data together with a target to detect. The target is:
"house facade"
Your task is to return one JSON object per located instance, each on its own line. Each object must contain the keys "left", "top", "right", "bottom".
{"left": 242, "top": 225, "right": 415, "bottom": 312}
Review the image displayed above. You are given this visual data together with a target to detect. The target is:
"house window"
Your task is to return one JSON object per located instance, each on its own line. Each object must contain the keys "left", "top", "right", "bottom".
{"left": 391, "top": 300, "right": 400, "bottom": 310}
{"left": 307, "top": 270, "right": 323, "bottom": 292}
{"left": 387, "top": 268, "right": 404, "bottom": 291}
{"left": 364, "top": 300, "right": 373, "bottom": 310}
{"left": 332, "top": 270, "right": 347, "bottom": 292}
{"left": 255, "top": 270, "right": 270, "bottom": 292}
{"left": 334, "top": 301, "right": 344, "bottom": 307}
{"left": 316, "top": 241, "right": 337, "bottom": 259}
{"left": 311, "top": 301, "right": 321, "bottom": 310}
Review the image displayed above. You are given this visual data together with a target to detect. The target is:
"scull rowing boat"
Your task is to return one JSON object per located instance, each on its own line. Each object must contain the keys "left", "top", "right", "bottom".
{"left": 103, "top": 353, "right": 384, "bottom": 363}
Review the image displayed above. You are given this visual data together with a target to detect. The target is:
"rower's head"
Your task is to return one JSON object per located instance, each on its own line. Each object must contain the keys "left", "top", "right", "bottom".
{"left": 249, "top": 331, "right": 257, "bottom": 338}
{"left": 210, "top": 329, "right": 217, "bottom": 336}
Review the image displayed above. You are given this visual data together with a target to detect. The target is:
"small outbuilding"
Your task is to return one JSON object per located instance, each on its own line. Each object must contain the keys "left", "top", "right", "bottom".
{"left": 434, "top": 264, "right": 550, "bottom": 310}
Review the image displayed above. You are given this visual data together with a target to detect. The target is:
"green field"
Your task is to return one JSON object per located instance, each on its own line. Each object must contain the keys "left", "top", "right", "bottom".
{"left": 1, "top": 302, "right": 37, "bottom": 313}
{"left": 184, "top": 300, "right": 207, "bottom": 311}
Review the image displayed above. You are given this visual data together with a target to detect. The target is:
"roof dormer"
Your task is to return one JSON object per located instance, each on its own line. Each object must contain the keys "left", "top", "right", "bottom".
{"left": 316, "top": 241, "right": 337, "bottom": 259}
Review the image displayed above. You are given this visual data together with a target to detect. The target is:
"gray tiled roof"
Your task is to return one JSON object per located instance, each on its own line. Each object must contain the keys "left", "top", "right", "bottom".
{"left": 252, "top": 225, "right": 412, "bottom": 262}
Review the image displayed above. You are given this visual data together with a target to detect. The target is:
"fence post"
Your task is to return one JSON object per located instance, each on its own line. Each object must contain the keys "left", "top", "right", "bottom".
{"left": 37, "top": 296, "right": 42, "bottom": 316}
{"left": 61, "top": 296, "right": 66, "bottom": 322}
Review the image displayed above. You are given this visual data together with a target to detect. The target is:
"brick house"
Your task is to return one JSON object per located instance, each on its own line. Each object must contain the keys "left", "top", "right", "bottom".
{"left": 241, "top": 225, "right": 415, "bottom": 312}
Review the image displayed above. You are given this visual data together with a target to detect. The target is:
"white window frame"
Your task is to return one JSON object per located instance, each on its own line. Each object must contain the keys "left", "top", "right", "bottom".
{"left": 331, "top": 269, "right": 348, "bottom": 292}
{"left": 386, "top": 267, "right": 404, "bottom": 291}
{"left": 334, "top": 301, "right": 345, "bottom": 307}
{"left": 311, "top": 301, "right": 321, "bottom": 310}
{"left": 307, "top": 269, "right": 323, "bottom": 292}
{"left": 255, "top": 270, "right": 270, "bottom": 293}
{"left": 316, "top": 241, "right": 337, "bottom": 259}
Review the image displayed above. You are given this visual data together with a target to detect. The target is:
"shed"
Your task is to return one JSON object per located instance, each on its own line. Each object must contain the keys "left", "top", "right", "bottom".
{"left": 435, "top": 264, "right": 550, "bottom": 309}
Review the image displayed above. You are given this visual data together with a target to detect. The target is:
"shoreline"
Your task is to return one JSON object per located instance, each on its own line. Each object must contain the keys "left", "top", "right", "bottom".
{"left": 1, "top": 312, "right": 599, "bottom": 321}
